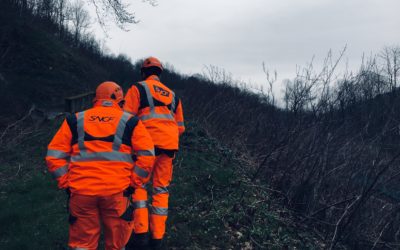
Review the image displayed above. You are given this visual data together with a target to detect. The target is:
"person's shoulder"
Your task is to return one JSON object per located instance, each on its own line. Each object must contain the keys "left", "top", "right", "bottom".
{"left": 129, "top": 82, "right": 142, "bottom": 89}
{"left": 65, "top": 112, "right": 77, "bottom": 122}
{"left": 152, "top": 80, "right": 173, "bottom": 93}
{"left": 65, "top": 108, "right": 93, "bottom": 123}
{"left": 131, "top": 81, "right": 153, "bottom": 91}
{"left": 125, "top": 114, "right": 140, "bottom": 129}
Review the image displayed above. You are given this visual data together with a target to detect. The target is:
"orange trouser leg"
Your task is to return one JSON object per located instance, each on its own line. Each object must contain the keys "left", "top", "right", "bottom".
{"left": 100, "top": 192, "right": 132, "bottom": 250}
{"left": 132, "top": 187, "right": 149, "bottom": 234}
{"left": 150, "top": 154, "right": 173, "bottom": 239}
{"left": 69, "top": 194, "right": 101, "bottom": 250}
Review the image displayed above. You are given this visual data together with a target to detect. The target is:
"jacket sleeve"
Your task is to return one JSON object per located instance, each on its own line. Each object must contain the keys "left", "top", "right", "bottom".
{"left": 174, "top": 98, "right": 185, "bottom": 136}
{"left": 45, "top": 119, "right": 71, "bottom": 189}
{"left": 124, "top": 85, "right": 141, "bottom": 115}
{"left": 130, "top": 120, "right": 155, "bottom": 188}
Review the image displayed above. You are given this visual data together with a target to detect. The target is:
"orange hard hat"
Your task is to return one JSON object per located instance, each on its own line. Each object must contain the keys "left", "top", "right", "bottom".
{"left": 141, "top": 57, "right": 163, "bottom": 71}
{"left": 94, "top": 81, "right": 123, "bottom": 104}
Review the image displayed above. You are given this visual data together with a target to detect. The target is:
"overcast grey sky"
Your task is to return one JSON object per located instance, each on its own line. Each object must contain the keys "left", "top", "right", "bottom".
{"left": 93, "top": 0, "right": 400, "bottom": 90}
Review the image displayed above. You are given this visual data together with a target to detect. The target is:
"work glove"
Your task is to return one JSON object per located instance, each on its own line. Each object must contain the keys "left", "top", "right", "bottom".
{"left": 123, "top": 186, "right": 135, "bottom": 197}
{"left": 120, "top": 186, "right": 135, "bottom": 222}
{"left": 64, "top": 188, "right": 77, "bottom": 225}
{"left": 65, "top": 188, "right": 71, "bottom": 197}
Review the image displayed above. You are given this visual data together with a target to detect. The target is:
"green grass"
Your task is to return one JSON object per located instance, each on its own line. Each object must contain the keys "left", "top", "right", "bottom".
{"left": 0, "top": 3, "right": 135, "bottom": 118}
{"left": 0, "top": 120, "right": 68, "bottom": 249}
{"left": 167, "top": 123, "right": 324, "bottom": 249}
{"left": 0, "top": 120, "right": 324, "bottom": 249}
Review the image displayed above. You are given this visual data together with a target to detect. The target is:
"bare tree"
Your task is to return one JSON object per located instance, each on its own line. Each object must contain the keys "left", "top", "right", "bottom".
{"left": 55, "top": 0, "right": 67, "bottom": 37}
{"left": 38, "top": 0, "right": 56, "bottom": 20}
{"left": 262, "top": 62, "right": 277, "bottom": 105}
{"left": 13, "top": 0, "right": 157, "bottom": 30}
{"left": 379, "top": 46, "right": 400, "bottom": 91}
{"left": 182, "top": 45, "right": 400, "bottom": 248}
{"left": 68, "top": 0, "right": 91, "bottom": 45}
{"left": 202, "top": 65, "right": 233, "bottom": 85}
{"left": 88, "top": 0, "right": 157, "bottom": 30}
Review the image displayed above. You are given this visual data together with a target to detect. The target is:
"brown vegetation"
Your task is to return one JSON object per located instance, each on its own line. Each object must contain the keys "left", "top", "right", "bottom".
{"left": 180, "top": 47, "right": 400, "bottom": 249}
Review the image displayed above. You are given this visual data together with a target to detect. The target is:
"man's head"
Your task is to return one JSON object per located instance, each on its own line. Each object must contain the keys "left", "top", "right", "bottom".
{"left": 141, "top": 57, "right": 163, "bottom": 79}
{"left": 94, "top": 81, "right": 124, "bottom": 108}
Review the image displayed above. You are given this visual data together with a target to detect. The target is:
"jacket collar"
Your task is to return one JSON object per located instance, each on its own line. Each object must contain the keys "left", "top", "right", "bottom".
{"left": 146, "top": 75, "right": 160, "bottom": 82}
{"left": 93, "top": 99, "right": 122, "bottom": 110}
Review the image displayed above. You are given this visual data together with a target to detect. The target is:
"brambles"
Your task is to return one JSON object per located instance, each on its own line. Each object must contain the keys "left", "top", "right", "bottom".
{"left": 182, "top": 47, "right": 400, "bottom": 248}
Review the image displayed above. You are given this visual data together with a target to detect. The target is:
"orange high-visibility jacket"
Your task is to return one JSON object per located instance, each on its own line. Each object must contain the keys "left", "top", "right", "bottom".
{"left": 124, "top": 75, "right": 185, "bottom": 150}
{"left": 45, "top": 101, "right": 155, "bottom": 196}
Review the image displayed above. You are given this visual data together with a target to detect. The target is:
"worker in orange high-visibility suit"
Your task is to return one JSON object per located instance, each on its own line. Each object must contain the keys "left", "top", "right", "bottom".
{"left": 45, "top": 81, "right": 155, "bottom": 250}
{"left": 124, "top": 57, "right": 185, "bottom": 249}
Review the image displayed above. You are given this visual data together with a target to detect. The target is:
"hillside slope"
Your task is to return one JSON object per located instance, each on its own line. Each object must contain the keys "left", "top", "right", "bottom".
{"left": 0, "top": 1, "right": 135, "bottom": 121}
{"left": 0, "top": 119, "right": 325, "bottom": 249}
{"left": 178, "top": 72, "right": 400, "bottom": 249}
{"left": 4, "top": 1, "right": 399, "bottom": 248}
{"left": 0, "top": 2, "right": 326, "bottom": 248}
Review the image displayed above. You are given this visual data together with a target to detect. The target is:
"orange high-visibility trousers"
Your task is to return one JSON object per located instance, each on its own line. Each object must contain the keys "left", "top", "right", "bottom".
{"left": 68, "top": 192, "right": 132, "bottom": 250}
{"left": 150, "top": 154, "right": 173, "bottom": 239}
{"left": 132, "top": 154, "right": 173, "bottom": 239}
{"left": 132, "top": 187, "right": 149, "bottom": 234}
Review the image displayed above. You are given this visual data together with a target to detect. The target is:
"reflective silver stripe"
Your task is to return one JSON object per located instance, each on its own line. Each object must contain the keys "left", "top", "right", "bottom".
{"left": 134, "top": 166, "right": 149, "bottom": 178}
{"left": 171, "top": 92, "right": 176, "bottom": 114}
{"left": 51, "top": 165, "right": 68, "bottom": 179}
{"left": 153, "top": 186, "right": 169, "bottom": 194}
{"left": 139, "top": 81, "right": 175, "bottom": 122}
{"left": 134, "top": 200, "right": 147, "bottom": 208}
{"left": 46, "top": 149, "right": 69, "bottom": 159}
{"left": 140, "top": 113, "right": 174, "bottom": 121}
{"left": 112, "top": 112, "right": 131, "bottom": 151}
{"left": 77, "top": 111, "right": 85, "bottom": 153}
{"left": 140, "top": 81, "right": 155, "bottom": 112}
{"left": 101, "top": 100, "right": 113, "bottom": 107}
{"left": 72, "top": 248, "right": 88, "bottom": 250}
{"left": 71, "top": 152, "right": 133, "bottom": 163}
{"left": 177, "top": 122, "right": 185, "bottom": 127}
{"left": 136, "top": 149, "right": 155, "bottom": 156}
{"left": 151, "top": 206, "right": 168, "bottom": 216}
